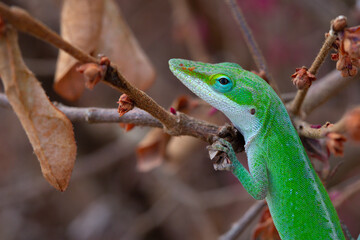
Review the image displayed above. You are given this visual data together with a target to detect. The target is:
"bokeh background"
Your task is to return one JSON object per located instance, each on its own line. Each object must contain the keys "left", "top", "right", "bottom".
{"left": 0, "top": 0, "right": 359, "bottom": 239}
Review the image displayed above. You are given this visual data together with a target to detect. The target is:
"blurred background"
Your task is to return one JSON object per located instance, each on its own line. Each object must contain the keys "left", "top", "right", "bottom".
{"left": 0, "top": 0, "right": 359, "bottom": 239}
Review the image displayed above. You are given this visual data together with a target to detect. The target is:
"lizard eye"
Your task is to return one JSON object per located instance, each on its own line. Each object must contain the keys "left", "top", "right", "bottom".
{"left": 218, "top": 77, "right": 230, "bottom": 85}
{"left": 211, "top": 74, "right": 233, "bottom": 93}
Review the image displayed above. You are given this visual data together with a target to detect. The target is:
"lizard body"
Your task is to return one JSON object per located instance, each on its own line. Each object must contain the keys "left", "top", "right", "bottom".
{"left": 169, "top": 59, "right": 345, "bottom": 240}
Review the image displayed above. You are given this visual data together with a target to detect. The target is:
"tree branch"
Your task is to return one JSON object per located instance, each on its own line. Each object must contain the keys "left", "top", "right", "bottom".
{"left": 289, "top": 16, "right": 346, "bottom": 116}
{"left": 0, "top": 93, "right": 227, "bottom": 143}
{"left": 0, "top": 2, "right": 243, "bottom": 146}
{"left": 219, "top": 200, "right": 266, "bottom": 240}
{"left": 293, "top": 116, "right": 346, "bottom": 139}
{"left": 0, "top": 2, "right": 97, "bottom": 64}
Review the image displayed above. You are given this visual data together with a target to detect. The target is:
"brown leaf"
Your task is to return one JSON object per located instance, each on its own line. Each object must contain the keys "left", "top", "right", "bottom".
{"left": 343, "top": 26, "right": 360, "bottom": 59}
{"left": 331, "top": 25, "right": 360, "bottom": 77}
{"left": 135, "top": 96, "right": 199, "bottom": 172}
{"left": 95, "top": 0, "right": 156, "bottom": 91}
{"left": 0, "top": 27, "right": 77, "bottom": 191}
{"left": 136, "top": 129, "right": 170, "bottom": 172}
{"left": 252, "top": 206, "right": 280, "bottom": 240}
{"left": 345, "top": 107, "right": 360, "bottom": 141}
{"left": 118, "top": 123, "right": 135, "bottom": 132}
{"left": 326, "top": 132, "right": 347, "bottom": 157}
{"left": 54, "top": 0, "right": 105, "bottom": 101}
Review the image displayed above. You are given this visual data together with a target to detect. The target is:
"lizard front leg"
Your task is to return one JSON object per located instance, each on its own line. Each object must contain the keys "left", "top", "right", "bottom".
{"left": 208, "top": 138, "right": 269, "bottom": 200}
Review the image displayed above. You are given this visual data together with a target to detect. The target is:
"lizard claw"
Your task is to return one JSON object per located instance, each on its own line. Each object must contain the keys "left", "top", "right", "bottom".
{"left": 207, "top": 139, "right": 235, "bottom": 171}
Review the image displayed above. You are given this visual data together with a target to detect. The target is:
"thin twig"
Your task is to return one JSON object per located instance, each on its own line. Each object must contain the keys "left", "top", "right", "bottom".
{"left": 57, "top": 104, "right": 163, "bottom": 127}
{"left": 219, "top": 200, "right": 266, "bottom": 240}
{"left": 0, "top": 3, "right": 174, "bottom": 133}
{"left": 290, "top": 16, "right": 345, "bottom": 116}
{"left": 225, "top": 0, "right": 280, "bottom": 95}
{"left": 293, "top": 115, "right": 347, "bottom": 139}
{"left": 0, "top": 2, "right": 243, "bottom": 145}
{"left": 0, "top": 93, "right": 224, "bottom": 143}
{"left": 0, "top": 2, "right": 175, "bottom": 132}
{"left": 0, "top": 2, "right": 97, "bottom": 64}
{"left": 102, "top": 65, "right": 179, "bottom": 133}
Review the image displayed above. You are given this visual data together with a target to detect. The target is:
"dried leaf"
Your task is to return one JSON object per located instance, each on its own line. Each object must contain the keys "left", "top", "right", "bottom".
{"left": 252, "top": 206, "right": 280, "bottom": 240}
{"left": 0, "top": 27, "right": 76, "bottom": 191}
{"left": 95, "top": 0, "right": 156, "bottom": 91}
{"left": 135, "top": 96, "right": 198, "bottom": 172}
{"left": 118, "top": 123, "right": 135, "bottom": 132}
{"left": 326, "top": 132, "right": 347, "bottom": 157}
{"left": 345, "top": 107, "right": 360, "bottom": 141}
{"left": 136, "top": 129, "right": 170, "bottom": 172}
{"left": 55, "top": 0, "right": 105, "bottom": 101}
{"left": 343, "top": 26, "right": 360, "bottom": 59}
{"left": 55, "top": 0, "right": 155, "bottom": 101}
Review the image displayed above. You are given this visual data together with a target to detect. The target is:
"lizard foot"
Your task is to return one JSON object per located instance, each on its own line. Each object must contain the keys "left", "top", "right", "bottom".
{"left": 207, "top": 138, "right": 236, "bottom": 171}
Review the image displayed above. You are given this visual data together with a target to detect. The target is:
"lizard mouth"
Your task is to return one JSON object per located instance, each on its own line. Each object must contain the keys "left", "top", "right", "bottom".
{"left": 169, "top": 58, "right": 212, "bottom": 98}
{"left": 169, "top": 58, "right": 236, "bottom": 114}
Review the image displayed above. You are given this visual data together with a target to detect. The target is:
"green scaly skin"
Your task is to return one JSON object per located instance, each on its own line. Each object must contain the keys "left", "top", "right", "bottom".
{"left": 169, "top": 59, "right": 345, "bottom": 240}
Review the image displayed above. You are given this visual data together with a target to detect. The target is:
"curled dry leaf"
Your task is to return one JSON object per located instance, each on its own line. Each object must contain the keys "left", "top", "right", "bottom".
{"left": 55, "top": 0, "right": 104, "bottom": 101}
{"left": 0, "top": 27, "right": 76, "bottom": 191}
{"left": 95, "top": 0, "right": 156, "bottom": 91}
{"left": 117, "top": 94, "right": 134, "bottom": 117}
{"left": 291, "top": 67, "right": 316, "bottom": 90}
{"left": 134, "top": 96, "right": 192, "bottom": 172}
{"left": 252, "top": 206, "right": 280, "bottom": 240}
{"left": 335, "top": 53, "right": 358, "bottom": 77}
{"left": 136, "top": 128, "right": 171, "bottom": 172}
{"left": 345, "top": 107, "right": 360, "bottom": 141}
{"left": 55, "top": 0, "right": 156, "bottom": 101}
{"left": 331, "top": 25, "right": 360, "bottom": 77}
{"left": 326, "top": 132, "right": 347, "bottom": 157}
{"left": 135, "top": 96, "right": 194, "bottom": 172}
{"left": 343, "top": 26, "right": 360, "bottom": 59}
{"left": 119, "top": 123, "right": 135, "bottom": 132}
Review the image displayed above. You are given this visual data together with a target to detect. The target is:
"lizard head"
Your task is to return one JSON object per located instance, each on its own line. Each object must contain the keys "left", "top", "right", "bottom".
{"left": 169, "top": 58, "right": 281, "bottom": 142}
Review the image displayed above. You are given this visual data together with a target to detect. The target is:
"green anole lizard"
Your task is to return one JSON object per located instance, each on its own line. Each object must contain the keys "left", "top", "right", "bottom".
{"left": 169, "top": 59, "right": 346, "bottom": 240}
